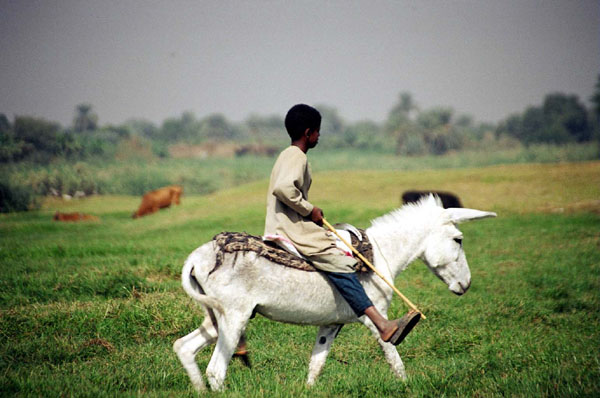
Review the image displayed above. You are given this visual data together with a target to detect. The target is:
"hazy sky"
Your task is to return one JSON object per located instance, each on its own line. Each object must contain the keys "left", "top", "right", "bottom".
{"left": 1, "top": 0, "right": 598, "bottom": 127}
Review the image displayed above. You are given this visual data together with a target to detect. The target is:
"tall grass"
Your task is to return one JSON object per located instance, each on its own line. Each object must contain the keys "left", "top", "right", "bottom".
{"left": 1, "top": 143, "right": 598, "bottom": 200}
{"left": 1, "top": 156, "right": 276, "bottom": 197}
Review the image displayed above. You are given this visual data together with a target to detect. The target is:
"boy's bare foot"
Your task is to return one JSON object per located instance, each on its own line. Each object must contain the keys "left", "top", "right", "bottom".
{"left": 364, "top": 306, "right": 420, "bottom": 345}
{"left": 383, "top": 311, "right": 421, "bottom": 345}
{"left": 379, "top": 319, "right": 401, "bottom": 342}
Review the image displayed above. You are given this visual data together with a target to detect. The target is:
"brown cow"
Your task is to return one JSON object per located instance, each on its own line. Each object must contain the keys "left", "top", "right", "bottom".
{"left": 132, "top": 185, "right": 183, "bottom": 218}
{"left": 53, "top": 212, "right": 100, "bottom": 222}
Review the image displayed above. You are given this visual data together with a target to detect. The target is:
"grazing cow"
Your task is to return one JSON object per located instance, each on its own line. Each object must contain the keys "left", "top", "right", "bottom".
{"left": 132, "top": 185, "right": 183, "bottom": 218}
{"left": 402, "top": 190, "right": 462, "bottom": 208}
{"left": 53, "top": 212, "right": 99, "bottom": 222}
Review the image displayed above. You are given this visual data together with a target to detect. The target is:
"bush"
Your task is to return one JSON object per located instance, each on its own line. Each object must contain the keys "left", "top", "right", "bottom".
{"left": 397, "top": 131, "right": 427, "bottom": 156}
{"left": 23, "top": 163, "right": 98, "bottom": 196}
{"left": 102, "top": 171, "right": 174, "bottom": 196}
{"left": 0, "top": 178, "right": 39, "bottom": 213}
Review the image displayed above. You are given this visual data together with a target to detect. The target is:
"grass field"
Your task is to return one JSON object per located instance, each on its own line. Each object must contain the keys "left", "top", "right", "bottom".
{"left": 1, "top": 161, "right": 599, "bottom": 397}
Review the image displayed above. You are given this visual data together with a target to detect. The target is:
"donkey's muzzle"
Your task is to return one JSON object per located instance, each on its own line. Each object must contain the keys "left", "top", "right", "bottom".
{"left": 449, "top": 279, "right": 471, "bottom": 295}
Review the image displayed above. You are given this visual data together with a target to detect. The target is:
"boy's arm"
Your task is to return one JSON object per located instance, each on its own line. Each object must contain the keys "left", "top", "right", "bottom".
{"left": 272, "top": 177, "right": 314, "bottom": 217}
{"left": 271, "top": 156, "right": 314, "bottom": 217}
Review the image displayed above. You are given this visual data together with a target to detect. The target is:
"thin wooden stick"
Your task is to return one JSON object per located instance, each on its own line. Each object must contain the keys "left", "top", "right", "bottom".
{"left": 322, "top": 218, "right": 426, "bottom": 319}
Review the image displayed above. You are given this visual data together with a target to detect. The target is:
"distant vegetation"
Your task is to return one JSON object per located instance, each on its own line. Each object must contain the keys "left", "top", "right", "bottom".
{"left": 2, "top": 76, "right": 599, "bottom": 163}
{"left": 1, "top": 75, "right": 599, "bottom": 212}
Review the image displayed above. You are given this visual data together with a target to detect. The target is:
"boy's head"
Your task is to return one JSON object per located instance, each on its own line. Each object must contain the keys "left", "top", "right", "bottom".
{"left": 284, "top": 104, "right": 321, "bottom": 141}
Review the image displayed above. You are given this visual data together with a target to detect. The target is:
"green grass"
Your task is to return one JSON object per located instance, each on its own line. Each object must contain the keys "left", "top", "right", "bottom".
{"left": 1, "top": 162, "right": 599, "bottom": 397}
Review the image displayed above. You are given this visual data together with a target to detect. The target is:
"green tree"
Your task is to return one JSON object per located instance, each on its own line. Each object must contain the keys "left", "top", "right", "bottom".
{"left": 385, "top": 92, "right": 416, "bottom": 134}
{"left": 454, "top": 114, "right": 489, "bottom": 148}
{"left": 199, "top": 113, "right": 238, "bottom": 141}
{"left": 455, "top": 114, "right": 474, "bottom": 129}
{"left": 343, "top": 120, "right": 384, "bottom": 150}
{"left": 0, "top": 114, "right": 10, "bottom": 135}
{"left": 160, "top": 111, "right": 201, "bottom": 142}
{"left": 396, "top": 126, "right": 426, "bottom": 156}
{"left": 245, "top": 114, "right": 286, "bottom": 144}
{"left": 496, "top": 114, "right": 522, "bottom": 139}
{"left": 73, "top": 103, "right": 98, "bottom": 132}
{"left": 496, "top": 92, "right": 592, "bottom": 144}
{"left": 123, "top": 119, "right": 165, "bottom": 156}
{"left": 386, "top": 92, "right": 420, "bottom": 155}
{"left": 415, "top": 107, "right": 463, "bottom": 154}
{"left": 315, "top": 105, "right": 344, "bottom": 137}
{"left": 2, "top": 115, "right": 84, "bottom": 161}
{"left": 542, "top": 93, "right": 590, "bottom": 143}
{"left": 520, "top": 106, "right": 547, "bottom": 144}
{"left": 416, "top": 107, "right": 453, "bottom": 130}
{"left": 592, "top": 74, "right": 600, "bottom": 123}
{"left": 124, "top": 119, "right": 159, "bottom": 140}
{"left": 590, "top": 75, "right": 600, "bottom": 157}
{"left": 0, "top": 114, "right": 25, "bottom": 162}
{"left": 13, "top": 116, "right": 62, "bottom": 157}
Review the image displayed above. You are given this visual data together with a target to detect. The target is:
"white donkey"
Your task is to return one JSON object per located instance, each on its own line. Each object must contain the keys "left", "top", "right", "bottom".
{"left": 173, "top": 196, "right": 496, "bottom": 391}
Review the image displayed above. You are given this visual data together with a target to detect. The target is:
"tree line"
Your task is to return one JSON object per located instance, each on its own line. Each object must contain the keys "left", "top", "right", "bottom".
{"left": 1, "top": 75, "right": 599, "bottom": 164}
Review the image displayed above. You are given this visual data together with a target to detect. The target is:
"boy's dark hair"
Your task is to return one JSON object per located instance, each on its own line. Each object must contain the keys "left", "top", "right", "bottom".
{"left": 284, "top": 104, "right": 321, "bottom": 140}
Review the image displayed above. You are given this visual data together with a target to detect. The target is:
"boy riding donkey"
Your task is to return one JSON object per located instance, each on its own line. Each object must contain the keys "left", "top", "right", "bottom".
{"left": 258, "top": 104, "right": 420, "bottom": 347}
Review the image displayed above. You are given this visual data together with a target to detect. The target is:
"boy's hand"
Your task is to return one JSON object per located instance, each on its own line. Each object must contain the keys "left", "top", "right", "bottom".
{"left": 310, "top": 206, "right": 324, "bottom": 226}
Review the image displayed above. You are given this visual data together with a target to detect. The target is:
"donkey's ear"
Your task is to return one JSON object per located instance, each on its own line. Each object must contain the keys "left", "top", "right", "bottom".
{"left": 446, "top": 208, "right": 497, "bottom": 224}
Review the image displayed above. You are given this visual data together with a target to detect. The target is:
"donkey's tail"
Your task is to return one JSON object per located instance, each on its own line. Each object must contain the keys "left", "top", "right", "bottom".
{"left": 181, "top": 252, "right": 224, "bottom": 314}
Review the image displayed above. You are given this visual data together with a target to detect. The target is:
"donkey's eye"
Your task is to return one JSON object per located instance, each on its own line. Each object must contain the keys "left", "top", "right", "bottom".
{"left": 454, "top": 238, "right": 463, "bottom": 246}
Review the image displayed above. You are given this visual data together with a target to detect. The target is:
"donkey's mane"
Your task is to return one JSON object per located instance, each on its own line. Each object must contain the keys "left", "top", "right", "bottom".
{"left": 370, "top": 195, "right": 444, "bottom": 232}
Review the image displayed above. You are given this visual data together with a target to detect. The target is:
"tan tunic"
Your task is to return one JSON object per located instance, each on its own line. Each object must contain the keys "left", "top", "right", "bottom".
{"left": 264, "top": 146, "right": 356, "bottom": 273}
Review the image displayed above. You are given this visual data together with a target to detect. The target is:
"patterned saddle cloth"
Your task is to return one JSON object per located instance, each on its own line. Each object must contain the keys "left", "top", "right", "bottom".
{"left": 212, "top": 230, "right": 374, "bottom": 274}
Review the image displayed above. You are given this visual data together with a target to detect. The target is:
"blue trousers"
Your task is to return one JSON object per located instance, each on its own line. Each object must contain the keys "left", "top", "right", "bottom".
{"left": 323, "top": 271, "right": 373, "bottom": 316}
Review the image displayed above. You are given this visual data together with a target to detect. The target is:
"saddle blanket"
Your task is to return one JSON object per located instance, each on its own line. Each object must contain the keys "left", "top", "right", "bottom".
{"left": 262, "top": 231, "right": 356, "bottom": 259}
{"left": 211, "top": 229, "right": 374, "bottom": 273}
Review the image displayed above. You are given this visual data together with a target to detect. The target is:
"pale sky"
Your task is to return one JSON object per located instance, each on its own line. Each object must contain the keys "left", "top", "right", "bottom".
{"left": 1, "top": 0, "right": 598, "bottom": 127}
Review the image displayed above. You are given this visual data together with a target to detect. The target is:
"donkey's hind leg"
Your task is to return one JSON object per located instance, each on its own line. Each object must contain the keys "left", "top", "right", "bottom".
{"left": 307, "top": 324, "right": 343, "bottom": 386}
{"left": 173, "top": 314, "right": 218, "bottom": 392}
{"left": 206, "top": 309, "right": 253, "bottom": 391}
{"left": 360, "top": 317, "right": 406, "bottom": 380}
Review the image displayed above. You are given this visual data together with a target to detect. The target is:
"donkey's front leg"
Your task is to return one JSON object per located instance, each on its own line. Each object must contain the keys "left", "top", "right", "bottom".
{"left": 360, "top": 317, "right": 406, "bottom": 380}
{"left": 307, "top": 324, "right": 343, "bottom": 386}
